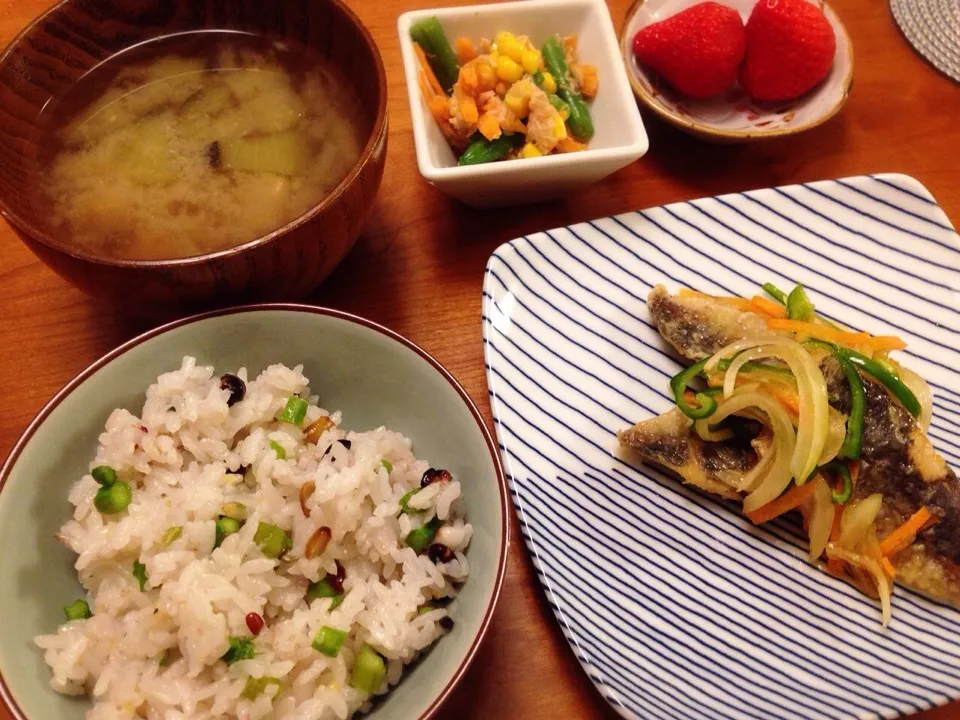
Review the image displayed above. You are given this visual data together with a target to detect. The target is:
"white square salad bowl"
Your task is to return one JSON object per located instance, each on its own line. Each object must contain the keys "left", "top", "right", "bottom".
{"left": 398, "top": 0, "right": 649, "bottom": 207}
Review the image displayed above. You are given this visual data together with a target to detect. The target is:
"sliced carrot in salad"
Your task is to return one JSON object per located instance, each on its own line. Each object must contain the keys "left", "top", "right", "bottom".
{"left": 414, "top": 43, "right": 445, "bottom": 98}
{"left": 476, "top": 112, "right": 501, "bottom": 141}
{"left": 454, "top": 36, "right": 477, "bottom": 64}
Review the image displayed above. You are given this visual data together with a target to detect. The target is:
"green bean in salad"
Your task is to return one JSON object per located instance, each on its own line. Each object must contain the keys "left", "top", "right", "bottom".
{"left": 410, "top": 16, "right": 460, "bottom": 93}
{"left": 541, "top": 36, "right": 594, "bottom": 139}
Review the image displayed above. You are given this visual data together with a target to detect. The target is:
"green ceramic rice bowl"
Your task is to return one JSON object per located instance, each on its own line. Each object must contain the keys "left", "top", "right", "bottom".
{"left": 0, "top": 305, "right": 508, "bottom": 719}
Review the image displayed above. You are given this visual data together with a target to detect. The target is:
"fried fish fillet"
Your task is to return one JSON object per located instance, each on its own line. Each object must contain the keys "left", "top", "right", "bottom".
{"left": 619, "top": 285, "right": 960, "bottom": 606}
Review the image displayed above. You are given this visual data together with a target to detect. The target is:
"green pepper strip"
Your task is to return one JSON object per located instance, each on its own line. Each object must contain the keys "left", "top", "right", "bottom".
{"left": 823, "top": 461, "right": 853, "bottom": 504}
{"left": 762, "top": 282, "right": 788, "bottom": 304}
{"left": 786, "top": 284, "right": 815, "bottom": 321}
{"left": 805, "top": 340, "right": 864, "bottom": 457}
{"left": 873, "top": 356, "right": 901, "bottom": 379}
{"left": 807, "top": 340, "right": 920, "bottom": 418}
{"left": 846, "top": 350, "right": 920, "bottom": 417}
{"left": 763, "top": 280, "right": 845, "bottom": 330}
{"left": 835, "top": 353, "right": 865, "bottom": 459}
{"left": 670, "top": 359, "right": 717, "bottom": 420}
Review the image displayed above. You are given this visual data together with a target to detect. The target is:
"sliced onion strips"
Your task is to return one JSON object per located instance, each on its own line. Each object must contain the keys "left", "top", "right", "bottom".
{"left": 839, "top": 493, "right": 883, "bottom": 549}
{"left": 899, "top": 364, "right": 932, "bottom": 432}
{"left": 735, "top": 434, "right": 776, "bottom": 493}
{"left": 805, "top": 475, "right": 835, "bottom": 561}
{"left": 706, "top": 338, "right": 829, "bottom": 485}
{"left": 693, "top": 424, "right": 734, "bottom": 443}
{"left": 703, "top": 390, "right": 797, "bottom": 513}
{"left": 827, "top": 537, "right": 893, "bottom": 626}
{"left": 817, "top": 407, "right": 847, "bottom": 466}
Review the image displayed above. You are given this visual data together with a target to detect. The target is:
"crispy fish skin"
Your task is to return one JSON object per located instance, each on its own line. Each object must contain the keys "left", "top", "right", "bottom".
{"left": 618, "top": 409, "right": 763, "bottom": 500}
{"left": 625, "top": 286, "right": 960, "bottom": 607}
{"left": 821, "top": 355, "right": 960, "bottom": 601}
{"left": 648, "top": 285, "right": 774, "bottom": 361}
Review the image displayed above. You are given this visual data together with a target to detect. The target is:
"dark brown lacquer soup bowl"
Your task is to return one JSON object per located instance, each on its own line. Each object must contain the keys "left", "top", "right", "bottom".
{"left": 0, "top": 0, "right": 387, "bottom": 315}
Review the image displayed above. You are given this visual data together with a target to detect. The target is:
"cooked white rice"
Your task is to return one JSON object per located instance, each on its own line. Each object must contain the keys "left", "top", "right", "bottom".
{"left": 36, "top": 357, "right": 471, "bottom": 719}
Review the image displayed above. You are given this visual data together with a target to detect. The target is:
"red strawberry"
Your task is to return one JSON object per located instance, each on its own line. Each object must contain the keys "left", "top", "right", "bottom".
{"left": 633, "top": 2, "right": 746, "bottom": 99}
{"left": 740, "top": 0, "right": 836, "bottom": 102}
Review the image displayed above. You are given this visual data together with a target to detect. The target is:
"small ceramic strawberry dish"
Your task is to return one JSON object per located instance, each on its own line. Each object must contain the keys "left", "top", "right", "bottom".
{"left": 621, "top": 0, "right": 853, "bottom": 141}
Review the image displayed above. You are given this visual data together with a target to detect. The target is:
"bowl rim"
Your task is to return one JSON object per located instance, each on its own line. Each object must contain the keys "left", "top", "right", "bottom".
{"left": 0, "top": 303, "right": 510, "bottom": 720}
{"left": 619, "top": 0, "right": 855, "bottom": 141}
{"left": 396, "top": 0, "right": 650, "bottom": 180}
{"left": 0, "top": 0, "right": 389, "bottom": 268}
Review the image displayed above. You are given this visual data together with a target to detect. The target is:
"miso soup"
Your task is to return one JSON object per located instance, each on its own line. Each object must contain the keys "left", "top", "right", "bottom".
{"left": 35, "top": 32, "right": 366, "bottom": 261}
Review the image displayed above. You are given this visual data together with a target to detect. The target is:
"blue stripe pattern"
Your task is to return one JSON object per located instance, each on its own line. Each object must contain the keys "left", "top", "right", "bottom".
{"left": 482, "top": 174, "right": 960, "bottom": 720}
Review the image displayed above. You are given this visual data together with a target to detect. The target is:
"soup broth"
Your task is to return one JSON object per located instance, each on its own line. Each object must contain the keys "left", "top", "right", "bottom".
{"left": 35, "top": 32, "right": 366, "bottom": 261}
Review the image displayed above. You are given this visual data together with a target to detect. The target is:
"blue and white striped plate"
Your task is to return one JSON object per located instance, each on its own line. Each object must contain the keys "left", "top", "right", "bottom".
{"left": 482, "top": 174, "right": 960, "bottom": 720}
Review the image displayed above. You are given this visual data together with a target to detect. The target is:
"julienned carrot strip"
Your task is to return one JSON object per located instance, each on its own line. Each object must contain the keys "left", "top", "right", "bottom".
{"left": 765, "top": 319, "right": 907, "bottom": 351}
{"left": 879, "top": 506, "right": 933, "bottom": 556}
{"left": 712, "top": 298, "right": 753, "bottom": 311}
{"left": 767, "top": 318, "right": 870, "bottom": 343}
{"left": 414, "top": 43, "right": 445, "bottom": 98}
{"left": 749, "top": 296, "right": 787, "bottom": 319}
{"left": 768, "top": 384, "right": 800, "bottom": 416}
{"left": 746, "top": 481, "right": 818, "bottom": 525}
{"left": 880, "top": 556, "right": 896, "bottom": 578}
{"left": 866, "top": 337, "right": 911, "bottom": 352}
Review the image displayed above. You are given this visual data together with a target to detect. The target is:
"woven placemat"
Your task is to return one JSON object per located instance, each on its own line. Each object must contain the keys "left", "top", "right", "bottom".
{"left": 890, "top": 0, "right": 960, "bottom": 82}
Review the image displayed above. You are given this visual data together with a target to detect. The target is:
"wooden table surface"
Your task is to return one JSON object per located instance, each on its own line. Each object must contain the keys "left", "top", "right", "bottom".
{"left": 1, "top": 0, "right": 959, "bottom": 718}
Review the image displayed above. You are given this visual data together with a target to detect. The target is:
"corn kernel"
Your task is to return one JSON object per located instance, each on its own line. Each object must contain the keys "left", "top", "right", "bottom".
{"left": 521, "top": 49, "right": 541, "bottom": 75}
{"left": 540, "top": 71, "right": 557, "bottom": 94}
{"left": 494, "top": 32, "right": 524, "bottom": 63}
{"left": 495, "top": 56, "right": 523, "bottom": 83}
{"left": 519, "top": 142, "right": 542, "bottom": 159}
{"left": 552, "top": 114, "right": 568, "bottom": 140}
{"left": 504, "top": 93, "right": 530, "bottom": 119}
